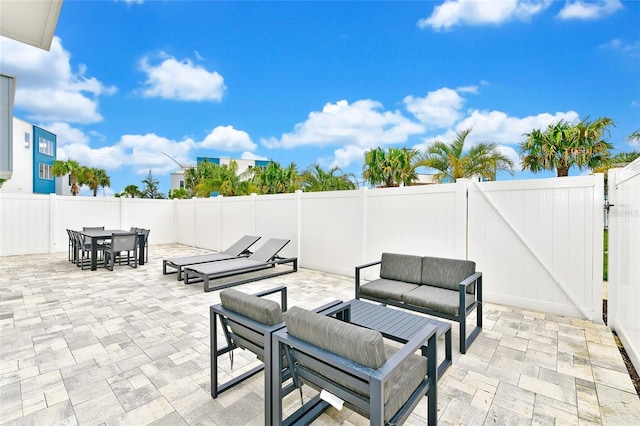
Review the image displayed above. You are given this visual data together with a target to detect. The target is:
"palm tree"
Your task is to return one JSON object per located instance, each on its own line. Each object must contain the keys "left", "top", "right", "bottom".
{"left": 52, "top": 159, "right": 83, "bottom": 195}
{"left": 82, "top": 167, "right": 111, "bottom": 196}
{"left": 520, "top": 117, "right": 614, "bottom": 177}
{"left": 419, "top": 128, "right": 514, "bottom": 183}
{"left": 250, "top": 161, "right": 301, "bottom": 194}
{"left": 628, "top": 129, "right": 640, "bottom": 150}
{"left": 122, "top": 184, "right": 141, "bottom": 198}
{"left": 362, "top": 147, "right": 420, "bottom": 187}
{"left": 301, "top": 164, "right": 358, "bottom": 192}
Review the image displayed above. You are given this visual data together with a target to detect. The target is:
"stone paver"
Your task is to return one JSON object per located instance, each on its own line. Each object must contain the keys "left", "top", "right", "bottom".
{"left": 1, "top": 244, "right": 639, "bottom": 425}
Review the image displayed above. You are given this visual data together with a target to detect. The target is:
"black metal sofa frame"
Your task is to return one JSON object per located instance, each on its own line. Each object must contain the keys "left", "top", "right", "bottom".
{"left": 270, "top": 303, "right": 438, "bottom": 425}
{"left": 210, "top": 286, "right": 341, "bottom": 421}
{"left": 355, "top": 252, "right": 483, "bottom": 354}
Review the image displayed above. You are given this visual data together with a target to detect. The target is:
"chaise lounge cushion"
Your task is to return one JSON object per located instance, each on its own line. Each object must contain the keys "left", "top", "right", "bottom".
{"left": 402, "top": 285, "right": 477, "bottom": 316}
{"left": 284, "top": 306, "right": 427, "bottom": 423}
{"left": 421, "top": 256, "right": 476, "bottom": 293}
{"left": 358, "top": 278, "right": 419, "bottom": 302}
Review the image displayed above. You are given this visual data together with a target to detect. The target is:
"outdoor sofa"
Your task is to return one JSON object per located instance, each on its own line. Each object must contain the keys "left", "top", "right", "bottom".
{"left": 355, "top": 252, "right": 482, "bottom": 353}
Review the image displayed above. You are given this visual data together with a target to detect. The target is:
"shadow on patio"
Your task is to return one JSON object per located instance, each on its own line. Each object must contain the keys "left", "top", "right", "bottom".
{"left": 1, "top": 244, "right": 639, "bottom": 425}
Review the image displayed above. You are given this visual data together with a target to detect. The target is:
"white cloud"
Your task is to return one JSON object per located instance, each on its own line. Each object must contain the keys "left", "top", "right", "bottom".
{"left": 200, "top": 125, "right": 257, "bottom": 151}
{"left": 0, "top": 36, "right": 115, "bottom": 123}
{"left": 139, "top": 53, "right": 226, "bottom": 101}
{"left": 262, "top": 99, "right": 424, "bottom": 149}
{"left": 453, "top": 109, "right": 580, "bottom": 145}
{"left": 598, "top": 39, "right": 640, "bottom": 57}
{"left": 332, "top": 145, "right": 369, "bottom": 169}
{"left": 45, "top": 122, "right": 90, "bottom": 146}
{"left": 418, "top": 0, "right": 552, "bottom": 31}
{"left": 557, "top": 0, "right": 623, "bottom": 20}
{"left": 403, "top": 87, "right": 467, "bottom": 128}
{"left": 241, "top": 152, "right": 268, "bottom": 161}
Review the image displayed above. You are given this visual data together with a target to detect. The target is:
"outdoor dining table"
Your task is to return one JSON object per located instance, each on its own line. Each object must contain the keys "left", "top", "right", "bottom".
{"left": 79, "top": 229, "right": 146, "bottom": 271}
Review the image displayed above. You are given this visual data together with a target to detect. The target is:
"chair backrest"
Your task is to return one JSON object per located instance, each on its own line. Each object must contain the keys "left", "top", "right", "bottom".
{"left": 248, "top": 238, "right": 290, "bottom": 263}
{"left": 222, "top": 235, "right": 261, "bottom": 256}
{"left": 110, "top": 232, "right": 137, "bottom": 252}
{"left": 220, "top": 289, "right": 284, "bottom": 352}
{"left": 141, "top": 228, "right": 150, "bottom": 242}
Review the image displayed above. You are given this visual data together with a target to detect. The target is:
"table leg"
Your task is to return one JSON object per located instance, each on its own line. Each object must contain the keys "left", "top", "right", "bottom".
{"left": 138, "top": 234, "right": 145, "bottom": 266}
{"left": 90, "top": 237, "right": 98, "bottom": 270}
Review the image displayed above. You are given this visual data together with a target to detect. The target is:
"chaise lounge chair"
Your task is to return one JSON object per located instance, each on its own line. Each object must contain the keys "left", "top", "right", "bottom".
{"left": 163, "top": 235, "right": 261, "bottom": 280}
{"left": 184, "top": 238, "right": 297, "bottom": 292}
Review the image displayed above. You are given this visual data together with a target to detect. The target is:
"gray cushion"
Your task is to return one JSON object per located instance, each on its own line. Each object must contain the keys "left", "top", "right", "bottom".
{"left": 359, "top": 278, "right": 419, "bottom": 302}
{"left": 421, "top": 256, "right": 476, "bottom": 292}
{"left": 380, "top": 253, "right": 422, "bottom": 284}
{"left": 382, "top": 345, "right": 428, "bottom": 423}
{"left": 220, "top": 289, "right": 284, "bottom": 326}
{"left": 402, "top": 285, "right": 476, "bottom": 316}
{"left": 285, "top": 307, "right": 427, "bottom": 423}
{"left": 284, "top": 306, "right": 386, "bottom": 369}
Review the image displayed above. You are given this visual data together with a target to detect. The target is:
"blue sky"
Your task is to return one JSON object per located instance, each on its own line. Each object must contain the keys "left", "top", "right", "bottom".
{"left": 1, "top": 0, "right": 638, "bottom": 195}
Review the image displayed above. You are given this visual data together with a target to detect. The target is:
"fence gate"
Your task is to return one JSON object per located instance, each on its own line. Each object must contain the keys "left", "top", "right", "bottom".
{"left": 607, "top": 159, "right": 640, "bottom": 373}
{"left": 465, "top": 175, "right": 604, "bottom": 322}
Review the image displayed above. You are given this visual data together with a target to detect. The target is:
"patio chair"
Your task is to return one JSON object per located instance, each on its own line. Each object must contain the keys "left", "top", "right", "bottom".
{"left": 66, "top": 229, "right": 76, "bottom": 262}
{"left": 105, "top": 232, "right": 138, "bottom": 270}
{"left": 72, "top": 230, "right": 108, "bottom": 270}
{"left": 163, "top": 235, "right": 261, "bottom": 281}
{"left": 211, "top": 287, "right": 341, "bottom": 418}
{"left": 184, "top": 238, "right": 297, "bottom": 292}
{"left": 139, "top": 228, "right": 150, "bottom": 263}
{"left": 271, "top": 306, "right": 438, "bottom": 426}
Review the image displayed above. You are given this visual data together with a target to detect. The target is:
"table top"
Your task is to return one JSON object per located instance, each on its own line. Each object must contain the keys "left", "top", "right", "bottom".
{"left": 79, "top": 229, "right": 139, "bottom": 238}
{"left": 347, "top": 299, "right": 451, "bottom": 341}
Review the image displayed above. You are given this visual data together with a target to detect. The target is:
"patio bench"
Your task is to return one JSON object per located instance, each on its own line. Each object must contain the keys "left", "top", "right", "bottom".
{"left": 355, "top": 252, "right": 482, "bottom": 354}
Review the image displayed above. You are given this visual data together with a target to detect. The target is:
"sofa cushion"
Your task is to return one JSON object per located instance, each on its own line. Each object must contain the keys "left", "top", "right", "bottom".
{"left": 220, "top": 289, "right": 283, "bottom": 326}
{"left": 402, "top": 285, "right": 476, "bottom": 316}
{"left": 421, "top": 256, "right": 476, "bottom": 292}
{"left": 380, "top": 252, "right": 422, "bottom": 284}
{"left": 284, "top": 306, "right": 386, "bottom": 369}
{"left": 359, "top": 278, "right": 419, "bottom": 302}
{"left": 284, "top": 307, "right": 426, "bottom": 423}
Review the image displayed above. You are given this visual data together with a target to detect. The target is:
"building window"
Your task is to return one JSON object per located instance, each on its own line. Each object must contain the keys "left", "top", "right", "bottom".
{"left": 24, "top": 132, "right": 30, "bottom": 148}
{"left": 38, "top": 137, "right": 54, "bottom": 156}
{"left": 179, "top": 180, "right": 184, "bottom": 188}
{"left": 39, "top": 163, "right": 53, "bottom": 180}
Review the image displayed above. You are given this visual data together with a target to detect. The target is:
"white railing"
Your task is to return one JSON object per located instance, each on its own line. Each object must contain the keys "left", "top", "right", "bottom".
{"left": 608, "top": 158, "right": 640, "bottom": 372}
{"left": 0, "top": 175, "right": 605, "bottom": 322}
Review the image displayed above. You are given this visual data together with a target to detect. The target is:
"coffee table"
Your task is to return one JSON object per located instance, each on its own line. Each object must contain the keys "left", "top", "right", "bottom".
{"left": 345, "top": 299, "right": 452, "bottom": 378}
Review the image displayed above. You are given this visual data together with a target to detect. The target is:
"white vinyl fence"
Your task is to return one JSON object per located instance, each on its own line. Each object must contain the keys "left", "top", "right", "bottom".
{"left": 608, "top": 158, "right": 640, "bottom": 372}
{"left": 0, "top": 175, "right": 605, "bottom": 322}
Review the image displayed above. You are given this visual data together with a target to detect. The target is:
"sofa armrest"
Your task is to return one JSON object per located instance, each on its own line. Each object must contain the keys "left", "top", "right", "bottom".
{"left": 355, "top": 260, "right": 382, "bottom": 298}
{"left": 253, "top": 286, "right": 288, "bottom": 312}
{"left": 459, "top": 272, "right": 483, "bottom": 296}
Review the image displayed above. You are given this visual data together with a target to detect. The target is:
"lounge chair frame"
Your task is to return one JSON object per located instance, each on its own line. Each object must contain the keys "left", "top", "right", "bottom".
{"left": 184, "top": 238, "right": 297, "bottom": 292}
{"left": 163, "top": 235, "right": 261, "bottom": 280}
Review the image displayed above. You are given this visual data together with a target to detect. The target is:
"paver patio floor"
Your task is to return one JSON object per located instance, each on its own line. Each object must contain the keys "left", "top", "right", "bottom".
{"left": 1, "top": 244, "right": 639, "bottom": 425}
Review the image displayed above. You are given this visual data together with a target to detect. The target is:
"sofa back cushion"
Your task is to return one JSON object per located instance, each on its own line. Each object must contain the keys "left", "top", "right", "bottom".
{"left": 284, "top": 306, "right": 386, "bottom": 369}
{"left": 421, "top": 256, "right": 476, "bottom": 291}
{"left": 380, "top": 253, "right": 422, "bottom": 284}
{"left": 220, "top": 289, "right": 283, "bottom": 326}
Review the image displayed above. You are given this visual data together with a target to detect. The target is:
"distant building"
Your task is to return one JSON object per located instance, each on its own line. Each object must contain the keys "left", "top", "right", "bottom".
{"left": 170, "top": 157, "right": 269, "bottom": 193}
{"left": 0, "top": 117, "right": 69, "bottom": 195}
